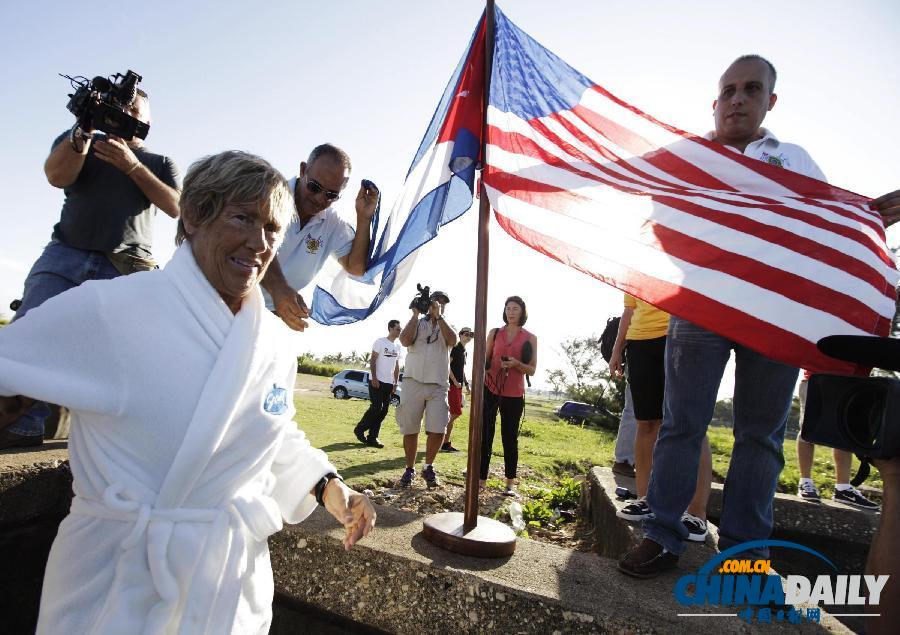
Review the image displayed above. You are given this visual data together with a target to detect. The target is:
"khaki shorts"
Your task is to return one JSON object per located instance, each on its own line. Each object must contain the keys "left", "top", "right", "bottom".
{"left": 396, "top": 377, "right": 449, "bottom": 435}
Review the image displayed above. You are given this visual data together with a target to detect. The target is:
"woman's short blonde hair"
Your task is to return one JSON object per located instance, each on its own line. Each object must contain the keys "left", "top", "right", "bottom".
{"left": 176, "top": 151, "right": 294, "bottom": 245}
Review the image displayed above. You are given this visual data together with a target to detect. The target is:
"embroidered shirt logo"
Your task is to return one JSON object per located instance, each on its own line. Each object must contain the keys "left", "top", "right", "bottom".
{"left": 759, "top": 152, "right": 788, "bottom": 168}
{"left": 305, "top": 233, "right": 323, "bottom": 254}
{"left": 264, "top": 384, "right": 289, "bottom": 415}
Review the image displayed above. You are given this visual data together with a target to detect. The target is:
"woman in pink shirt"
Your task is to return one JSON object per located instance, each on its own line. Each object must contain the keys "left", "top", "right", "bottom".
{"left": 479, "top": 296, "right": 538, "bottom": 496}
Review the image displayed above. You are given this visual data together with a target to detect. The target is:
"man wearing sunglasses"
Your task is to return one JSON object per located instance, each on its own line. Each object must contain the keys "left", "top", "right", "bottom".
{"left": 261, "top": 143, "right": 379, "bottom": 330}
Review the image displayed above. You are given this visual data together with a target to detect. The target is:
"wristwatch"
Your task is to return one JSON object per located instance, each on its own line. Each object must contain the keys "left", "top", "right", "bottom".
{"left": 69, "top": 124, "right": 91, "bottom": 152}
{"left": 314, "top": 472, "right": 343, "bottom": 506}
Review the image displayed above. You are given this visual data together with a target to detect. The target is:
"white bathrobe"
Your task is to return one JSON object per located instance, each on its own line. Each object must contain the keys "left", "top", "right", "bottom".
{"left": 0, "top": 243, "right": 335, "bottom": 634}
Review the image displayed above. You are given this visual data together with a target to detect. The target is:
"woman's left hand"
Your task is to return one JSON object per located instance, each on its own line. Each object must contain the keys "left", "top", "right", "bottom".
{"left": 322, "top": 480, "right": 377, "bottom": 550}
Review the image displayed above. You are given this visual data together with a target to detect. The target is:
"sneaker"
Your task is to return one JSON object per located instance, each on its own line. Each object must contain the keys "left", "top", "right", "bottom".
{"left": 612, "top": 461, "right": 635, "bottom": 478}
{"left": 365, "top": 438, "right": 384, "bottom": 449}
{"left": 441, "top": 442, "right": 461, "bottom": 453}
{"left": 682, "top": 513, "right": 708, "bottom": 542}
{"left": 833, "top": 487, "right": 881, "bottom": 511}
{"left": 797, "top": 481, "right": 821, "bottom": 503}
{"left": 503, "top": 486, "right": 519, "bottom": 498}
{"left": 399, "top": 467, "right": 415, "bottom": 487}
{"left": 353, "top": 426, "right": 367, "bottom": 445}
{"left": 616, "top": 498, "right": 654, "bottom": 522}
{"left": 618, "top": 538, "right": 678, "bottom": 579}
{"left": 422, "top": 465, "right": 439, "bottom": 489}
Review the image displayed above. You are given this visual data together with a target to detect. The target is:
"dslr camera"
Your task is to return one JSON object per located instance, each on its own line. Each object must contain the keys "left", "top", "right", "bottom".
{"left": 61, "top": 69, "right": 149, "bottom": 140}
{"left": 801, "top": 335, "right": 900, "bottom": 459}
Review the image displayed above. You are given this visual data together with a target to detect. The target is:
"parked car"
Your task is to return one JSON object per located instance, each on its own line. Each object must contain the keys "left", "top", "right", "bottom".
{"left": 330, "top": 369, "right": 401, "bottom": 406}
{"left": 556, "top": 401, "right": 601, "bottom": 424}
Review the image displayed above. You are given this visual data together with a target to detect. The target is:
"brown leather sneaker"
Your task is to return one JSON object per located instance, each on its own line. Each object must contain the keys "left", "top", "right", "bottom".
{"left": 618, "top": 538, "right": 678, "bottom": 579}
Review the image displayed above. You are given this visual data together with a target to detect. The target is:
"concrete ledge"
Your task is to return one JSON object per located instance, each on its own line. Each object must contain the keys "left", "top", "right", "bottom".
{"left": 0, "top": 441, "right": 72, "bottom": 525}
{"left": 706, "top": 485, "right": 878, "bottom": 546}
{"left": 270, "top": 504, "right": 844, "bottom": 634}
{"left": 585, "top": 466, "right": 878, "bottom": 556}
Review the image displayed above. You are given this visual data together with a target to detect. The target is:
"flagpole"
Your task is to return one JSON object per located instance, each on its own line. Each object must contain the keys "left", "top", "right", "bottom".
{"left": 422, "top": 0, "right": 515, "bottom": 557}
{"left": 462, "top": 0, "right": 495, "bottom": 533}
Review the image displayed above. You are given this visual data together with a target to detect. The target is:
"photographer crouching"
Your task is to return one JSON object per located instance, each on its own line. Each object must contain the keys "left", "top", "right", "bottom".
{"left": 1, "top": 71, "right": 179, "bottom": 450}
{"left": 396, "top": 285, "right": 457, "bottom": 488}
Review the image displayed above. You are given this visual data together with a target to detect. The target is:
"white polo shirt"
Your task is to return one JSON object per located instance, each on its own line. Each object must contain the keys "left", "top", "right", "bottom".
{"left": 704, "top": 128, "right": 826, "bottom": 181}
{"left": 265, "top": 177, "right": 355, "bottom": 309}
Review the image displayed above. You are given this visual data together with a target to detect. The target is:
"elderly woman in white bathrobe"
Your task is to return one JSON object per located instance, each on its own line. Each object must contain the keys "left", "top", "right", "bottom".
{"left": 0, "top": 150, "right": 376, "bottom": 634}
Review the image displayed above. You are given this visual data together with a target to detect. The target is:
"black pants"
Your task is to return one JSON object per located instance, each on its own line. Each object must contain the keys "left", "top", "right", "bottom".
{"left": 357, "top": 382, "right": 393, "bottom": 440}
{"left": 479, "top": 388, "right": 525, "bottom": 480}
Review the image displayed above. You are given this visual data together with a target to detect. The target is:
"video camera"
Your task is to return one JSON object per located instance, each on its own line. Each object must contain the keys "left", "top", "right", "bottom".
{"left": 409, "top": 283, "right": 450, "bottom": 314}
{"left": 800, "top": 335, "right": 900, "bottom": 460}
{"left": 61, "top": 70, "right": 149, "bottom": 141}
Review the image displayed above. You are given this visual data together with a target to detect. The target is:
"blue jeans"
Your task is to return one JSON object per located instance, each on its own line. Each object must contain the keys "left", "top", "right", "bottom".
{"left": 8, "top": 241, "right": 120, "bottom": 437}
{"left": 644, "top": 316, "right": 798, "bottom": 559}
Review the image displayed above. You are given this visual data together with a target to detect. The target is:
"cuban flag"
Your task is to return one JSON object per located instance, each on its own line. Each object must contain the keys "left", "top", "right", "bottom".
{"left": 482, "top": 6, "right": 896, "bottom": 374}
{"left": 310, "top": 15, "right": 487, "bottom": 325}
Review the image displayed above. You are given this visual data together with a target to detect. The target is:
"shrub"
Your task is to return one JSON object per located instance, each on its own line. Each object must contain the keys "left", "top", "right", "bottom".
{"left": 296, "top": 359, "right": 344, "bottom": 378}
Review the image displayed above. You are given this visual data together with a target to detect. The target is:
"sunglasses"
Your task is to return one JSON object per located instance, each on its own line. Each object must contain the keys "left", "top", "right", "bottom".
{"left": 305, "top": 177, "right": 341, "bottom": 202}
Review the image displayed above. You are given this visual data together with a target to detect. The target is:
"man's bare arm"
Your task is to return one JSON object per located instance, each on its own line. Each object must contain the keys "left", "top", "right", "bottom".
{"left": 438, "top": 315, "right": 458, "bottom": 348}
{"left": 92, "top": 137, "right": 180, "bottom": 218}
{"left": 399, "top": 311, "right": 420, "bottom": 347}
{"left": 260, "top": 258, "right": 309, "bottom": 331}
{"left": 338, "top": 221, "right": 371, "bottom": 276}
{"left": 337, "top": 181, "right": 379, "bottom": 276}
{"left": 369, "top": 351, "right": 380, "bottom": 388}
{"left": 44, "top": 134, "right": 90, "bottom": 188}
{"left": 872, "top": 190, "right": 900, "bottom": 228}
{"left": 128, "top": 163, "right": 180, "bottom": 218}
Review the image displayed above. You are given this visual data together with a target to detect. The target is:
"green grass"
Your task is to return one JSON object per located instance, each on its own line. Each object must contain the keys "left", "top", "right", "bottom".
{"left": 292, "top": 374, "right": 882, "bottom": 499}
{"left": 294, "top": 376, "right": 615, "bottom": 490}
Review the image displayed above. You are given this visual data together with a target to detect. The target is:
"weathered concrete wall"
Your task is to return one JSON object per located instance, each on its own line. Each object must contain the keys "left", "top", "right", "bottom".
{"left": 0, "top": 443, "right": 71, "bottom": 634}
{"left": 2, "top": 447, "right": 850, "bottom": 634}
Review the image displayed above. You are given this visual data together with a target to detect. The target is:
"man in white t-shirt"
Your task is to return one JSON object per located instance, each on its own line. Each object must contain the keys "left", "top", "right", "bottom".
{"left": 261, "top": 143, "right": 379, "bottom": 330}
{"left": 353, "top": 320, "right": 402, "bottom": 448}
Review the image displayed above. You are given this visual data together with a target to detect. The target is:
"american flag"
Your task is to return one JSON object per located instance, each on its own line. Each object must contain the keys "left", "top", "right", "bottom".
{"left": 312, "top": 5, "right": 896, "bottom": 376}
{"left": 482, "top": 6, "right": 897, "bottom": 375}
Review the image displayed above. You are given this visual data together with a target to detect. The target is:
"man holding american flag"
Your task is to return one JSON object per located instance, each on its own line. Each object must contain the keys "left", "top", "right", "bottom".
{"left": 619, "top": 54, "right": 832, "bottom": 578}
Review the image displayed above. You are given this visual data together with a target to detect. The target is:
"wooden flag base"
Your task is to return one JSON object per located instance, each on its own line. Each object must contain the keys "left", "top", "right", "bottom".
{"left": 422, "top": 511, "right": 516, "bottom": 558}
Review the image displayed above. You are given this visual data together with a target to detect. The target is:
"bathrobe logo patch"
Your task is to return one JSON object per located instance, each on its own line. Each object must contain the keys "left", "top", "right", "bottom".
{"left": 264, "top": 384, "right": 289, "bottom": 414}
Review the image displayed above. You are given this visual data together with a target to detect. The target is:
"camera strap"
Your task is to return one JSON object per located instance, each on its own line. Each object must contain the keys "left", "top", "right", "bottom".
{"left": 850, "top": 455, "right": 871, "bottom": 487}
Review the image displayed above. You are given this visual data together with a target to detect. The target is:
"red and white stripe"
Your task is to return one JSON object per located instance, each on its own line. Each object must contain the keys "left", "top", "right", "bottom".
{"left": 483, "top": 86, "right": 898, "bottom": 375}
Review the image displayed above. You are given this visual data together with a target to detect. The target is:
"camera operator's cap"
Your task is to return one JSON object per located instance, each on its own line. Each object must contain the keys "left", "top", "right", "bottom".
{"left": 818, "top": 335, "right": 900, "bottom": 372}
{"left": 430, "top": 290, "right": 450, "bottom": 304}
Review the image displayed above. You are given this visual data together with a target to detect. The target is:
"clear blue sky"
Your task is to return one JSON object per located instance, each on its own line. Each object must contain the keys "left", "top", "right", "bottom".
{"left": 1, "top": 1, "right": 898, "bottom": 393}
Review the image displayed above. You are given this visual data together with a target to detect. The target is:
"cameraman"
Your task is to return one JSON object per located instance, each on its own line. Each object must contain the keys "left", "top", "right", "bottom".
{"left": 396, "top": 291, "right": 457, "bottom": 488}
{"left": 1, "top": 89, "right": 179, "bottom": 450}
